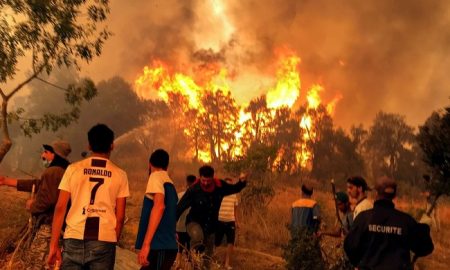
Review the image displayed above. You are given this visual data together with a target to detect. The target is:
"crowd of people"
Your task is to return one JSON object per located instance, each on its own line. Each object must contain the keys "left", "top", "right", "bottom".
{"left": 0, "top": 123, "right": 436, "bottom": 270}
{"left": 291, "top": 177, "right": 434, "bottom": 270}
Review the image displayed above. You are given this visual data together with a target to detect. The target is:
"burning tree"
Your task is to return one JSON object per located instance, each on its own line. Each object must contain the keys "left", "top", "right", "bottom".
{"left": 0, "top": 0, "right": 110, "bottom": 162}
{"left": 134, "top": 49, "right": 343, "bottom": 174}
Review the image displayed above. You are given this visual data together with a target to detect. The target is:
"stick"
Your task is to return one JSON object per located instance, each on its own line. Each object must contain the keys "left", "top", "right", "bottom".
{"left": 331, "top": 179, "right": 345, "bottom": 233}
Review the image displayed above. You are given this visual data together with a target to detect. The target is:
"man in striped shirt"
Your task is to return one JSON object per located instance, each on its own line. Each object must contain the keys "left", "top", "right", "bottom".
{"left": 215, "top": 178, "right": 239, "bottom": 270}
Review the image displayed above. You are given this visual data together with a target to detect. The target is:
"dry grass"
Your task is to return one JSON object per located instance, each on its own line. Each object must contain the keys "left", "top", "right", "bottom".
{"left": 1, "top": 167, "right": 450, "bottom": 270}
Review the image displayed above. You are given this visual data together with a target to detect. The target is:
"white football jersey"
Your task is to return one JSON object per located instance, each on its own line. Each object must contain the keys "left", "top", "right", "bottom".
{"left": 59, "top": 157, "right": 130, "bottom": 242}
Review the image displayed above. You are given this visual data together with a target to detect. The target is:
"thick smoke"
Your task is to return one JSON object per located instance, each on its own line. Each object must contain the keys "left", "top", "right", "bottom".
{"left": 83, "top": 0, "right": 450, "bottom": 129}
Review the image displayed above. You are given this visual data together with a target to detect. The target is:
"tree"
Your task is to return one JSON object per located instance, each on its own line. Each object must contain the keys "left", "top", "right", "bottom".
{"left": 365, "top": 111, "right": 416, "bottom": 180}
{"left": 198, "top": 90, "right": 239, "bottom": 162}
{"left": 0, "top": 0, "right": 110, "bottom": 162}
{"left": 417, "top": 106, "right": 450, "bottom": 197}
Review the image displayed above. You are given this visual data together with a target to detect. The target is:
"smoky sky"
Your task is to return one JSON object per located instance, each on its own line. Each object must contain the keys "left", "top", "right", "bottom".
{"left": 81, "top": 0, "right": 450, "bottom": 129}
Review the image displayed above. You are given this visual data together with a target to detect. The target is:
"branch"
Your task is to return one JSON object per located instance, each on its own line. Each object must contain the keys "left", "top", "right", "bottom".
{"left": 35, "top": 77, "right": 69, "bottom": 92}
{"left": 6, "top": 65, "right": 46, "bottom": 101}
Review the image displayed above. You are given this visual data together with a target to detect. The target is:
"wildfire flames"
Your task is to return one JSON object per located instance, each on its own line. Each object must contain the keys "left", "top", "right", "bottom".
{"left": 134, "top": 49, "right": 341, "bottom": 170}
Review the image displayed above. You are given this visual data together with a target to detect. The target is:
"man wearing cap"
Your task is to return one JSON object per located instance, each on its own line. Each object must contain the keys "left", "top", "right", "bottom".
{"left": 344, "top": 176, "right": 434, "bottom": 270}
{"left": 347, "top": 176, "right": 372, "bottom": 219}
{"left": 320, "top": 191, "right": 353, "bottom": 237}
{"left": 291, "top": 184, "right": 321, "bottom": 234}
{"left": 0, "top": 140, "right": 71, "bottom": 269}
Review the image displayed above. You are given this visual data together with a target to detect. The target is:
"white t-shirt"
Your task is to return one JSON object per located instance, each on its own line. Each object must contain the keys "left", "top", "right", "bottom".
{"left": 145, "top": 171, "right": 173, "bottom": 199}
{"left": 218, "top": 194, "right": 238, "bottom": 222}
{"left": 59, "top": 157, "right": 129, "bottom": 242}
{"left": 353, "top": 197, "right": 373, "bottom": 219}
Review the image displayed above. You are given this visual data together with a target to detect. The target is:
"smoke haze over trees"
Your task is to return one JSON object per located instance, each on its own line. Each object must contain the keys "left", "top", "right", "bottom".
{"left": 73, "top": 0, "right": 450, "bottom": 129}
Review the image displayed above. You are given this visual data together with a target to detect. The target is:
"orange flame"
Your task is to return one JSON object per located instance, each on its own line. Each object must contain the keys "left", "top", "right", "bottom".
{"left": 134, "top": 50, "right": 341, "bottom": 167}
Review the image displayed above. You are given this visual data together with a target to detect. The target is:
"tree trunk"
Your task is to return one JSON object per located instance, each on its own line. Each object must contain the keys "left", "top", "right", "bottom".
{"left": 0, "top": 99, "right": 12, "bottom": 163}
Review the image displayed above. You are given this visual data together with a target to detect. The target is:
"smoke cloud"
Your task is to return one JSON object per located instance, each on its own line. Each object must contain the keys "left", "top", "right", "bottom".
{"left": 82, "top": 0, "right": 450, "bottom": 129}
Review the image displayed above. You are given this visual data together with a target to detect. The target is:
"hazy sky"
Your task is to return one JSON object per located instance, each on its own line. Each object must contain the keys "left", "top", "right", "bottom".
{"left": 12, "top": 0, "right": 450, "bottom": 129}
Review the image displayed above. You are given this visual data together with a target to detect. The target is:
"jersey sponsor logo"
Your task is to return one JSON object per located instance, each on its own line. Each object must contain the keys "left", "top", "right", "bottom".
{"left": 83, "top": 168, "right": 112, "bottom": 177}
{"left": 368, "top": 224, "right": 402, "bottom": 235}
{"left": 82, "top": 206, "right": 107, "bottom": 215}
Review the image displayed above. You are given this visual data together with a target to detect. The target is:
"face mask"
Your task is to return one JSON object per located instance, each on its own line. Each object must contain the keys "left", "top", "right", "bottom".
{"left": 42, "top": 159, "right": 51, "bottom": 168}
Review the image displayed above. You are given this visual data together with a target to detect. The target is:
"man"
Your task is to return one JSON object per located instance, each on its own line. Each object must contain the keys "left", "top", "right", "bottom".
{"left": 135, "top": 149, "right": 179, "bottom": 270}
{"left": 176, "top": 165, "right": 247, "bottom": 270}
{"left": 47, "top": 124, "right": 130, "bottom": 269}
{"left": 344, "top": 176, "right": 434, "bottom": 270}
{"left": 291, "top": 184, "right": 320, "bottom": 234}
{"left": 215, "top": 178, "right": 240, "bottom": 270}
{"left": 347, "top": 176, "right": 372, "bottom": 219}
{"left": 175, "top": 175, "right": 197, "bottom": 270}
{"left": 320, "top": 191, "right": 353, "bottom": 237}
{"left": 0, "top": 140, "right": 71, "bottom": 269}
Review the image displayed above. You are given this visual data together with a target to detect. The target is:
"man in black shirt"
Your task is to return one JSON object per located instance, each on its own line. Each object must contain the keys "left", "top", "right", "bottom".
{"left": 344, "top": 176, "right": 433, "bottom": 270}
{"left": 176, "top": 165, "right": 246, "bottom": 269}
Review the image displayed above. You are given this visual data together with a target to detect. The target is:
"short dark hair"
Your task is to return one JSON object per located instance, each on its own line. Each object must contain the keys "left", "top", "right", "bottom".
{"left": 347, "top": 176, "right": 370, "bottom": 192}
{"left": 186, "top": 175, "right": 196, "bottom": 185}
{"left": 88, "top": 124, "right": 114, "bottom": 154}
{"left": 199, "top": 165, "right": 214, "bottom": 178}
{"left": 149, "top": 149, "right": 169, "bottom": 170}
{"left": 301, "top": 184, "right": 313, "bottom": 196}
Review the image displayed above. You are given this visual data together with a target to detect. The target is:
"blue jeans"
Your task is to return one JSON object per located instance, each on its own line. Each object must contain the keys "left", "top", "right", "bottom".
{"left": 61, "top": 238, "right": 116, "bottom": 270}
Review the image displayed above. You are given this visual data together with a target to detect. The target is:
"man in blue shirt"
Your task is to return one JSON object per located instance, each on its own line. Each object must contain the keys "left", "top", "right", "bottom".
{"left": 136, "top": 149, "right": 178, "bottom": 270}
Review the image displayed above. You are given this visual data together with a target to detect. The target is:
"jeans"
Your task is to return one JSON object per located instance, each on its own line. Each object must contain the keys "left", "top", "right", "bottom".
{"left": 61, "top": 238, "right": 116, "bottom": 270}
{"left": 186, "top": 222, "right": 215, "bottom": 270}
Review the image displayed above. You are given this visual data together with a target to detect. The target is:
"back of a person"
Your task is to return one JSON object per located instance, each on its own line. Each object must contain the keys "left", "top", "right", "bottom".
{"left": 218, "top": 194, "right": 237, "bottom": 222}
{"left": 291, "top": 198, "right": 318, "bottom": 232}
{"left": 354, "top": 205, "right": 415, "bottom": 270}
{"left": 152, "top": 179, "right": 178, "bottom": 249}
{"left": 63, "top": 156, "right": 127, "bottom": 242}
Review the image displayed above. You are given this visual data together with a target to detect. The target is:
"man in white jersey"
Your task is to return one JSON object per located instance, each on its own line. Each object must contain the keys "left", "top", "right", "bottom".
{"left": 215, "top": 178, "right": 239, "bottom": 270}
{"left": 347, "top": 176, "right": 372, "bottom": 219}
{"left": 47, "top": 124, "right": 130, "bottom": 269}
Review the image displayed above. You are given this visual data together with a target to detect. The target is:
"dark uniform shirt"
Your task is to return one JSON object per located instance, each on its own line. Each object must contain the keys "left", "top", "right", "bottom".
{"left": 176, "top": 179, "right": 246, "bottom": 236}
{"left": 344, "top": 199, "right": 434, "bottom": 270}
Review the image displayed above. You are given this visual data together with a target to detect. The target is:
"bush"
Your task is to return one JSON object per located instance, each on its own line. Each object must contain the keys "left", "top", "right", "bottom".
{"left": 283, "top": 227, "right": 325, "bottom": 270}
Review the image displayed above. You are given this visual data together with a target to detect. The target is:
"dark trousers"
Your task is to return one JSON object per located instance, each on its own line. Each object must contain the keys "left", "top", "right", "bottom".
{"left": 61, "top": 239, "right": 116, "bottom": 270}
{"left": 140, "top": 250, "right": 177, "bottom": 270}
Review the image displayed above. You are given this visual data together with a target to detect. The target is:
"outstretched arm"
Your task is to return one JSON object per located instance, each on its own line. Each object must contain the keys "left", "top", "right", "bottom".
{"left": 177, "top": 188, "right": 193, "bottom": 220}
{"left": 221, "top": 177, "right": 247, "bottom": 196}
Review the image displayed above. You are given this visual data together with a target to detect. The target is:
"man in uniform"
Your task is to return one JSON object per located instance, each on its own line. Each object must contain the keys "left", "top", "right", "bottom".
{"left": 291, "top": 184, "right": 320, "bottom": 234}
{"left": 344, "top": 176, "right": 434, "bottom": 270}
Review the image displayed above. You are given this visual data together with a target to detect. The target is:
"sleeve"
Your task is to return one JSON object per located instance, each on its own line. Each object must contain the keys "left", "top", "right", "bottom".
{"left": 16, "top": 179, "right": 39, "bottom": 192}
{"left": 177, "top": 188, "right": 193, "bottom": 220}
{"left": 344, "top": 214, "right": 366, "bottom": 266}
{"left": 234, "top": 194, "right": 239, "bottom": 206}
{"left": 58, "top": 165, "right": 75, "bottom": 192}
{"left": 145, "top": 174, "right": 164, "bottom": 196}
{"left": 220, "top": 179, "right": 246, "bottom": 196}
{"left": 117, "top": 171, "right": 130, "bottom": 198}
{"left": 30, "top": 167, "right": 65, "bottom": 214}
{"left": 410, "top": 222, "right": 434, "bottom": 257}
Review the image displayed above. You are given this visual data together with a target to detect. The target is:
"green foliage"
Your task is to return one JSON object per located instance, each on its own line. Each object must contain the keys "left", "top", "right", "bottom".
{"left": 0, "top": 0, "right": 110, "bottom": 82}
{"left": 283, "top": 227, "right": 326, "bottom": 270}
{"left": 17, "top": 78, "right": 97, "bottom": 137}
{"left": 418, "top": 106, "right": 450, "bottom": 196}
{"left": 224, "top": 143, "right": 277, "bottom": 212}
{"left": 365, "top": 111, "right": 418, "bottom": 180}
